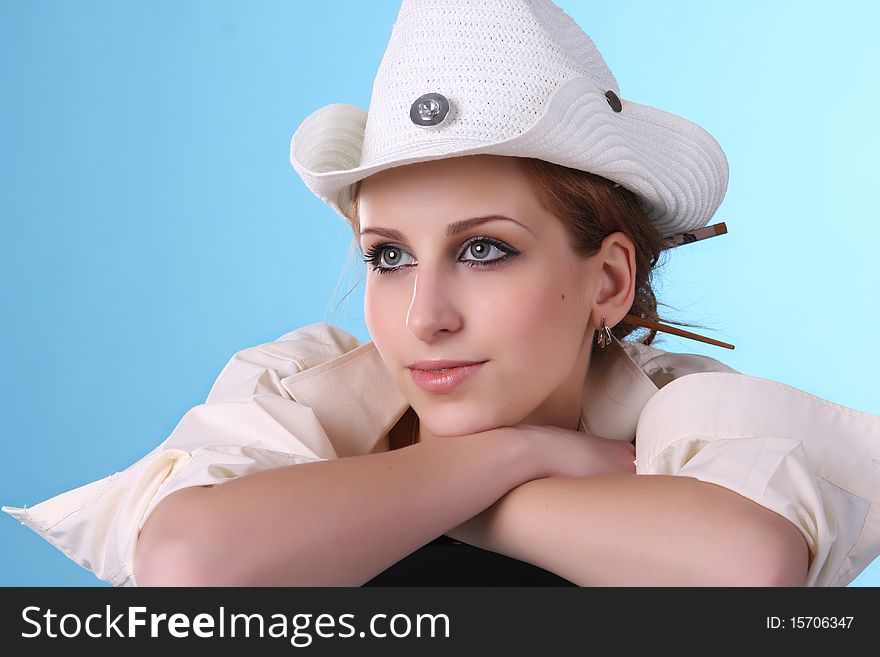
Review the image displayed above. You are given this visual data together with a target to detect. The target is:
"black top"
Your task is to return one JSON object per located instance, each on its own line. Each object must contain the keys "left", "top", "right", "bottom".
{"left": 363, "top": 534, "right": 577, "bottom": 586}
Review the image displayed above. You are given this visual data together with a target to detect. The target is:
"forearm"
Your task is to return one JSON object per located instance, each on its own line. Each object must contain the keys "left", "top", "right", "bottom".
{"left": 134, "top": 432, "right": 535, "bottom": 587}
{"left": 454, "top": 474, "right": 810, "bottom": 586}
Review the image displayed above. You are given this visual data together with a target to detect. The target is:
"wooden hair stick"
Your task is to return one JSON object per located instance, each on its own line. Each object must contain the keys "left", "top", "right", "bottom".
{"left": 623, "top": 313, "right": 735, "bottom": 350}
{"left": 620, "top": 221, "right": 735, "bottom": 349}
{"left": 662, "top": 222, "right": 728, "bottom": 250}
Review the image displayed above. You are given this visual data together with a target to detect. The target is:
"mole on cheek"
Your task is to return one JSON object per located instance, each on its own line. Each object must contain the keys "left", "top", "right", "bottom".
{"left": 561, "top": 293, "right": 565, "bottom": 301}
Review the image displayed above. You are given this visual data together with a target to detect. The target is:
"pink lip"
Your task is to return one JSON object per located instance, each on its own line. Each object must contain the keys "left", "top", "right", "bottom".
{"left": 408, "top": 361, "right": 487, "bottom": 394}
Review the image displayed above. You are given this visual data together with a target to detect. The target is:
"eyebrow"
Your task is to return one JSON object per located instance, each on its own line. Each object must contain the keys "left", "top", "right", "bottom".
{"left": 359, "top": 215, "right": 535, "bottom": 241}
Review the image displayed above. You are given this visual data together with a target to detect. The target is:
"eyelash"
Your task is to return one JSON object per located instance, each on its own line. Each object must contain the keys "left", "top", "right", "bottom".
{"left": 362, "top": 237, "right": 519, "bottom": 276}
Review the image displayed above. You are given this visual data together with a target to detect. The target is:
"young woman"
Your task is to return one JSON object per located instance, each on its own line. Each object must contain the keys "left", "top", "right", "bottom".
{"left": 5, "top": 0, "right": 878, "bottom": 587}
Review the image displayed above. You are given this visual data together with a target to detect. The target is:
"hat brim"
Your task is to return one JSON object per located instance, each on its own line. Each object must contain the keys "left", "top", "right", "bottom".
{"left": 290, "top": 77, "right": 728, "bottom": 238}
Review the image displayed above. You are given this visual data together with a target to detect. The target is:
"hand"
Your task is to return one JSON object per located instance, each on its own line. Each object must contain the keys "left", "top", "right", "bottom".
{"left": 445, "top": 424, "right": 636, "bottom": 549}
{"left": 507, "top": 423, "right": 636, "bottom": 480}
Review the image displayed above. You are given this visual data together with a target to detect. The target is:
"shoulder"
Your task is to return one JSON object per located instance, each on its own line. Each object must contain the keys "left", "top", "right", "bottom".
{"left": 619, "top": 338, "right": 739, "bottom": 389}
{"left": 205, "top": 322, "right": 363, "bottom": 403}
{"left": 259, "top": 322, "right": 363, "bottom": 367}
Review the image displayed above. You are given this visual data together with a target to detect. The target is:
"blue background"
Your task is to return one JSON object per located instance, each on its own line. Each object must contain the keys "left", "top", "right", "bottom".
{"left": 2, "top": 0, "right": 877, "bottom": 586}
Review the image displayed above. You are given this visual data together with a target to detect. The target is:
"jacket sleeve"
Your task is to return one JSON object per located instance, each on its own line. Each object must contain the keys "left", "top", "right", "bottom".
{"left": 634, "top": 371, "right": 880, "bottom": 587}
{"left": 1, "top": 325, "right": 351, "bottom": 587}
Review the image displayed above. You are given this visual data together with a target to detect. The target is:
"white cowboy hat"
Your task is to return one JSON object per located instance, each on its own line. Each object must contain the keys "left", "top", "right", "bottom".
{"left": 289, "top": 0, "right": 729, "bottom": 239}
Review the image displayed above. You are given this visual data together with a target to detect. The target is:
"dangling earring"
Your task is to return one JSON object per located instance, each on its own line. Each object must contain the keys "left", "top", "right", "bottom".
{"left": 596, "top": 315, "right": 613, "bottom": 349}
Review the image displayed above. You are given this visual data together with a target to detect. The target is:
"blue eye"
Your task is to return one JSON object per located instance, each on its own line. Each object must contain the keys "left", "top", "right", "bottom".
{"left": 461, "top": 239, "right": 505, "bottom": 264}
{"left": 362, "top": 237, "right": 519, "bottom": 275}
{"left": 367, "top": 246, "right": 415, "bottom": 271}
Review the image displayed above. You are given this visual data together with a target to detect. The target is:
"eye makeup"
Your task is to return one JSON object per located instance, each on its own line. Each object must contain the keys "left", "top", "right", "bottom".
{"left": 362, "top": 236, "right": 520, "bottom": 275}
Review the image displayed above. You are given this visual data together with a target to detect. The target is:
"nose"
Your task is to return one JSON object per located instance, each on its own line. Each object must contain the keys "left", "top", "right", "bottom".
{"left": 406, "top": 267, "right": 463, "bottom": 342}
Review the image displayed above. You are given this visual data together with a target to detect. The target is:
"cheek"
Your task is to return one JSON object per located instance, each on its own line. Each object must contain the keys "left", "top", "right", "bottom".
{"left": 364, "top": 277, "right": 410, "bottom": 351}
{"left": 363, "top": 280, "right": 379, "bottom": 333}
{"left": 364, "top": 280, "right": 391, "bottom": 347}
{"left": 492, "top": 266, "right": 585, "bottom": 345}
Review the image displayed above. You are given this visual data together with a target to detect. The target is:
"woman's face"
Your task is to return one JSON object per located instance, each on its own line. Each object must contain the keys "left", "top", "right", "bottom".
{"left": 359, "top": 154, "right": 604, "bottom": 438}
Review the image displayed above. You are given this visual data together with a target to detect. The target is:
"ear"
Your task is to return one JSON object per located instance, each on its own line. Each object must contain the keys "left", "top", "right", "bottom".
{"left": 588, "top": 231, "right": 637, "bottom": 332}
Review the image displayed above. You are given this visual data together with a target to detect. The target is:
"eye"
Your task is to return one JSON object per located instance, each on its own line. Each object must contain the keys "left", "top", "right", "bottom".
{"left": 460, "top": 238, "right": 507, "bottom": 264}
{"left": 362, "top": 244, "right": 416, "bottom": 274}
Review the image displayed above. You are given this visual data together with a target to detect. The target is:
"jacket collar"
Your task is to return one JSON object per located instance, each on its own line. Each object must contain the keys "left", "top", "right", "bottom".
{"left": 280, "top": 335, "right": 658, "bottom": 458}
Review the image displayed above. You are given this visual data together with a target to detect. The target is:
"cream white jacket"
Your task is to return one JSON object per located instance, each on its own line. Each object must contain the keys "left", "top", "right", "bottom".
{"left": 4, "top": 322, "right": 879, "bottom": 587}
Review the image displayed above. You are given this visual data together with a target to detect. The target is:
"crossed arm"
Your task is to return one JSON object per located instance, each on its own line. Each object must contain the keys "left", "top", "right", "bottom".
{"left": 445, "top": 473, "right": 811, "bottom": 586}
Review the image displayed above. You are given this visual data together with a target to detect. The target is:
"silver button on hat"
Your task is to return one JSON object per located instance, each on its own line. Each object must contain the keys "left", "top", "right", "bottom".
{"left": 410, "top": 92, "right": 450, "bottom": 127}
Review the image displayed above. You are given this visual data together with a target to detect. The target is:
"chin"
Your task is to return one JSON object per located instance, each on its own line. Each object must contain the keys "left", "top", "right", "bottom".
{"left": 417, "top": 403, "right": 511, "bottom": 438}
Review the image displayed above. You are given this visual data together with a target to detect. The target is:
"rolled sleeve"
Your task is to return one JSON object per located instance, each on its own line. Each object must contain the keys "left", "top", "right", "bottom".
{"left": 635, "top": 372, "right": 879, "bottom": 587}
{"left": 2, "top": 331, "right": 344, "bottom": 586}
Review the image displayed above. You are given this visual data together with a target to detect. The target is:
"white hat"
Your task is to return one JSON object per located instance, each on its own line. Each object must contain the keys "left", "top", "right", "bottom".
{"left": 289, "top": 0, "right": 729, "bottom": 239}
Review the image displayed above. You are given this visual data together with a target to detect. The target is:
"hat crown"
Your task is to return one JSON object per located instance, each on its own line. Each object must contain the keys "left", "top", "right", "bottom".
{"left": 361, "top": 0, "right": 618, "bottom": 165}
{"left": 289, "top": 0, "right": 729, "bottom": 238}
